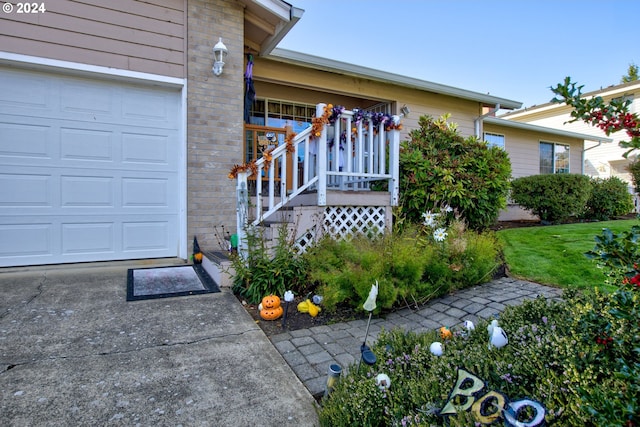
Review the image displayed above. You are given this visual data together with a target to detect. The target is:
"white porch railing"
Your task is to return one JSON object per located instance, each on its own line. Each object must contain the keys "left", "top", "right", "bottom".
{"left": 236, "top": 103, "right": 401, "bottom": 255}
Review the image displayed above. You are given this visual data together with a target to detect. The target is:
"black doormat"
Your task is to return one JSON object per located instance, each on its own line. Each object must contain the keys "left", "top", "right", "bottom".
{"left": 126, "top": 264, "right": 220, "bottom": 301}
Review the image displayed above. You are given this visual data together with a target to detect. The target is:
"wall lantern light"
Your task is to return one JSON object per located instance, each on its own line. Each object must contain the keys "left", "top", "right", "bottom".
{"left": 400, "top": 105, "right": 411, "bottom": 118}
{"left": 212, "top": 37, "right": 228, "bottom": 76}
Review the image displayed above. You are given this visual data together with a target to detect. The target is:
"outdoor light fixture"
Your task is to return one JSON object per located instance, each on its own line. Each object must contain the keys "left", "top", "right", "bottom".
{"left": 400, "top": 105, "right": 411, "bottom": 117}
{"left": 212, "top": 37, "right": 228, "bottom": 76}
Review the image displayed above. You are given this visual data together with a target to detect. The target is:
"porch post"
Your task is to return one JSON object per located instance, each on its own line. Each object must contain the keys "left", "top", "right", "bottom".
{"left": 317, "top": 103, "right": 327, "bottom": 206}
{"left": 236, "top": 171, "right": 248, "bottom": 258}
{"left": 389, "top": 116, "right": 401, "bottom": 206}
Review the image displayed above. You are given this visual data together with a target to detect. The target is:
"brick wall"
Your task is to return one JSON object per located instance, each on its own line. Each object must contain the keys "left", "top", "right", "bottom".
{"left": 187, "top": 0, "right": 244, "bottom": 252}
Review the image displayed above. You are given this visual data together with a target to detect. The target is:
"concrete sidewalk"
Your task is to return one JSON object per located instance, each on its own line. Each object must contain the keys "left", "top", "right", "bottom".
{"left": 0, "top": 262, "right": 319, "bottom": 426}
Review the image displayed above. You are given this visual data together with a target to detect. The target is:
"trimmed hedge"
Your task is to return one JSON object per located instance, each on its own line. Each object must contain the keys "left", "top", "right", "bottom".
{"left": 510, "top": 174, "right": 591, "bottom": 223}
{"left": 583, "top": 176, "right": 634, "bottom": 220}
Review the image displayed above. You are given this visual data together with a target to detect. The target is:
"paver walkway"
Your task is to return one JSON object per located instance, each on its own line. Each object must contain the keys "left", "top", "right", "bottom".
{"left": 270, "top": 277, "right": 563, "bottom": 397}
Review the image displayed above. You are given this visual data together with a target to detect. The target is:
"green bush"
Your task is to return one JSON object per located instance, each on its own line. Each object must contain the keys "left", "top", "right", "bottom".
{"left": 399, "top": 114, "right": 512, "bottom": 231}
{"left": 231, "top": 224, "right": 308, "bottom": 304}
{"left": 583, "top": 176, "right": 634, "bottom": 220}
{"left": 510, "top": 173, "right": 591, "bottom": 223}
{"left": 319, "top": 289, "right": 640, "bottom": 426}
{"left": 304, "top": 218, "right": 501, "bottom": 312}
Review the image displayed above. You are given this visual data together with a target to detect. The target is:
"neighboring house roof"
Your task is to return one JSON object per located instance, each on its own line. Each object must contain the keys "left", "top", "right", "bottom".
{"left": 242, "top": 0, "right": 304, "bottom": 55}
{"left": 484, "top": 116, "right": 613, "bottom": 143}
{"left": 266, "top": 48, "right": 523, "bottom": 110}
{"left": 501, "top": 80, "right": 640, "bottom": 119}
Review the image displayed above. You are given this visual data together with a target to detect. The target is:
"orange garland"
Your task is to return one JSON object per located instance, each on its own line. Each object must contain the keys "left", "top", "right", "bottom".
{"left": 228, "top": 128, "right": 298, "bottom": 179}
{"left": 228, "top": 104, "right": 401, "bottom": 179}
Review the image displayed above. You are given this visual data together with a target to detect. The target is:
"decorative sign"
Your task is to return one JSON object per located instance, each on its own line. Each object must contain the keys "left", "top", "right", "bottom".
{"left": 441, "top": 368, "right": 545, "bottom": 426}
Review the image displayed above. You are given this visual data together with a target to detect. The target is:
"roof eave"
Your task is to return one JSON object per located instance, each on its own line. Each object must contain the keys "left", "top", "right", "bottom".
{"left": 484, "top": 116, "right": 613, "bottom": 143}
{"left": 267, "top": 48, "right": 523, "bottom": 109}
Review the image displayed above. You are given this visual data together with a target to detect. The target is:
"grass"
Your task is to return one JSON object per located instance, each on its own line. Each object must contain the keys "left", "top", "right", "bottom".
{"left": 497, "top": 219, "right": 638, "bottom": 291}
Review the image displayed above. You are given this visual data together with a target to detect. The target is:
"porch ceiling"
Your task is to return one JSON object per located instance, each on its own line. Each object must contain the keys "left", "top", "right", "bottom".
{"left": 240, "top": 0, "right": 303, "bottom": 55}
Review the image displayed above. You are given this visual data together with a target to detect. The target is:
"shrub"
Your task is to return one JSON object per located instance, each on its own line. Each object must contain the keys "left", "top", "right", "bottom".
{"left": 319, "top": 289, "right": 640, "bottom": 426}
{"left": 399, "top": 114, "right": 512, "bottom": 231}
{"left": 304, "top": 213, "right": 501, "bottom": 312}
{"left": 510, "top": 173, "right": 591, "bottom": 223}
{"left": 583, "top": 176, "right": 634, "bottom": 220}
{"left": 231, "top": 224, "right": 308, "bottom": 304}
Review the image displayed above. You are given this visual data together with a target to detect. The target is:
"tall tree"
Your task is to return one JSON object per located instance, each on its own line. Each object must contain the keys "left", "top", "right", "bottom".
{"left": 621, "top": 63, "right": 639, "bottom": 83}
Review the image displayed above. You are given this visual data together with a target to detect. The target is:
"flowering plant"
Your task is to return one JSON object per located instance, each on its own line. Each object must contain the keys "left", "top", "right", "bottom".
{"left": 551, "top": 77, "right": 640, "bottom": 157}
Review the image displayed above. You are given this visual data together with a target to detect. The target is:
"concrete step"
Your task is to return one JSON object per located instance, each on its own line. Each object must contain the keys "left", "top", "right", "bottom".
{"left": 202, "top": 250, "right": 235, "bottom": 288}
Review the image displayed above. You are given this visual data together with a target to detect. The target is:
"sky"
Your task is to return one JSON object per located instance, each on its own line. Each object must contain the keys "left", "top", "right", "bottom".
{"left": 278, "top": 0, "right": 639, "bottom": 110}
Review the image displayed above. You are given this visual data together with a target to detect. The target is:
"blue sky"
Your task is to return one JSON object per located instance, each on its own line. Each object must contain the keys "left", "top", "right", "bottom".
{"left": 278, "top": 0, "right": 639, "bottom": 109}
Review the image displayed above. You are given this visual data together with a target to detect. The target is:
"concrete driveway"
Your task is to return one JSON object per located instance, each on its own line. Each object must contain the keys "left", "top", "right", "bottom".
{"left": 0, "top": 261, "right": 319, "bottom": 426}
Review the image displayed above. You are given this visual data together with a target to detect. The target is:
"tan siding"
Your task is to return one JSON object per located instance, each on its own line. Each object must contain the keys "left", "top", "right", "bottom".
{"left": 484, "top": 124, "right": 584, "bottom": 178}
{"left": 0, "top": 0, "right": 186, "bottom": 78}
{"left": 254, "top": 57, "right": 482, "bottom": 141}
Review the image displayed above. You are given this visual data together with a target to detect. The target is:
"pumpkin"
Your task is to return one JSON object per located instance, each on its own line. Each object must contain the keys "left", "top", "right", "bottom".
{"left": 439, "top": 326, "right": 453, "bottom": 340}
{"left": 260, "top": 305, "right": 283, "bottom": 320}
{"left": 193, "top": 252, "right": 203, "bottom": 264}
{"left": 261, "top": 295, "right": 281, "bottom": 309}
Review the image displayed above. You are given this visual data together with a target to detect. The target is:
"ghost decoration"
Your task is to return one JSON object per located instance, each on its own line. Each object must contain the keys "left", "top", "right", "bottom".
{"left": 487, "top": 319, "right": 508, "bottom": 349}
{"left": 363, "top": 281, "right": 378, "bottom": 312}
{"left": 430, "top": 342, "right": 444, "bottom": 356}
{"left": 375, "top": 373, "right": 391, "bottom": 391}
{"left": 463, "top": 320, "right": 475, "bottom": 331}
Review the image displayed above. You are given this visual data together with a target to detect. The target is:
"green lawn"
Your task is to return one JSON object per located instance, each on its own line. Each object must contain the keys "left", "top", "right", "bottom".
{"left": 496, "top": 219, "right": 638, "bottom": 291}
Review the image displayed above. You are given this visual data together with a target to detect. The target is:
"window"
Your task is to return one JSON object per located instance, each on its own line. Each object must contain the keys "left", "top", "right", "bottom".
{"left": 248, "top": 98, "right": 316, "bottom": 133}
{"left": 540, "top": 142, "right": 570, "bottom": 174}
{"left": 483, "top": 132, "right": 505, "bottom": 149}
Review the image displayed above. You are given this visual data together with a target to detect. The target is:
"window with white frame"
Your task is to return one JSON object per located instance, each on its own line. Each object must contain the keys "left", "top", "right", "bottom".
{"left": 540, "top": 141, "right": 570, "bottom": 174}
{"left": 483, "top": 132, "right": 505, "bottom": 149}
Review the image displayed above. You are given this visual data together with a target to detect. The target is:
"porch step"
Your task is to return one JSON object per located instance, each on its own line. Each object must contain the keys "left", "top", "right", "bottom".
{"left": 202, "top": 250, "right": 235, "bottom": 288}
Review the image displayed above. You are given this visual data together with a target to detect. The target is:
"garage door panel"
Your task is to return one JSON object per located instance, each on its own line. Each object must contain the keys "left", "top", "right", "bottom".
{"left": 122, "top": 177, "right": 171, "bottom": 207}
{"left": 61, "top": 222, "right": 114, "bottom": 254}
{"left": 60, "top": 175, "right": 114, "bottom": 207}
{"left": 0, "top": 222, "right": 53, "bottom": 257}
{"left": 0, "top": 121, "right": 52, "bottom": 159}
{"left": 0, "top": 172, "right": 52, "bottom": 207}
{"left": 123, "top": 220, "right": 175, "bottom": 252}
{"left": 0, "top": 66, "right": 182, "bottom": 266}
{"left": 122, "top": 132, "right": 172, "bottom": 166}
{"left": 60, "top": 127, "right": 114, "bottom": 162}
{"left": 0, "top": 69, "right": 51, "bottom": 112}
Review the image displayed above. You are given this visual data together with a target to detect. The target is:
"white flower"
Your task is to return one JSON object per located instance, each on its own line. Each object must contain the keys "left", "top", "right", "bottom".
{"left": 442, "top": 204, "right": 453, "bottom": 213}
{"left": 421, "top": 211, "right": 438, "bottom": 227}
{"left": 433, "top": 227, "right": 448, "bottom": 242}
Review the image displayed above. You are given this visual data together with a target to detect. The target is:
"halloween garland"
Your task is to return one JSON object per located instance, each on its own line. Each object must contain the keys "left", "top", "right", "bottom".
{"left": 228, "top": 104, "right": 402, "bottom": 179}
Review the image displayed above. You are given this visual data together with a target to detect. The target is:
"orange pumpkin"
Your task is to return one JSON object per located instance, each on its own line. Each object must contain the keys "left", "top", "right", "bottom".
{"left": 439, "top": 326, "right": 453, "bottom": 340}
{"left": 261, "top": 295, "right": 281, "bottom": 309}
{"left": 260, "top": 305, "right": 283, "bottom": 320}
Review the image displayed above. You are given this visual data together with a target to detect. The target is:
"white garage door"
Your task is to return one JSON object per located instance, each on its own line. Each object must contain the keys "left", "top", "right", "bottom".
{"left": 0, "top": 66, "right": 183, "bottom": 267}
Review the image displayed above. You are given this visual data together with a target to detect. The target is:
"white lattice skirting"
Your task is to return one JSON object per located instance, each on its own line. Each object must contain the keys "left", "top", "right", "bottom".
{"left": 323, "top": 206, "right": 387, "bottom": 239}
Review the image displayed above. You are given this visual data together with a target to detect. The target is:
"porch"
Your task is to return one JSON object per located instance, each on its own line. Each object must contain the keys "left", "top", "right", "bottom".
{"left": 233, "top": 103, "right": 402, "bottom": 258}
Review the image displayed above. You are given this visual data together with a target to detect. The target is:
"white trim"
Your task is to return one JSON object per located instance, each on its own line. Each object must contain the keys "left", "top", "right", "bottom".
{"left": 0, "top": 51, "right": 185, "bottom": 88}
{"left": 179, "top": 82, "right": 188, "bottom": 260}
{"left": 484, "top": 116, "right": 612, "bottom": 143}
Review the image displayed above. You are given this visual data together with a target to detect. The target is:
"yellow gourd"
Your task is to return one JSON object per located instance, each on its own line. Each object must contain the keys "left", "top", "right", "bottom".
{"left": 297, "top": 299, "right": 320, "bottom": 317}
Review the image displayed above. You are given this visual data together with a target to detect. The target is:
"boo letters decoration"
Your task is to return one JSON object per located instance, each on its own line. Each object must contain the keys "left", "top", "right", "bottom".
{"left": 440, "top": 368, "right": 545, "bottom": 427}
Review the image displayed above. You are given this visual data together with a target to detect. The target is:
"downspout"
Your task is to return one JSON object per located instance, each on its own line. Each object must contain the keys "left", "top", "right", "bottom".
{"left": 474, "top": 103, "right": 500, "bottom": 138}
{"left": 581, "top": 139, "right": 604, "bottom": 175}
